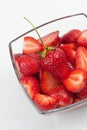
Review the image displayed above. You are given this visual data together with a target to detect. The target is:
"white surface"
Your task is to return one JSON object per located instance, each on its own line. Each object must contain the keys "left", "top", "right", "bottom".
{"left": 0, "top": 0, "right": 87, "bottom": 130}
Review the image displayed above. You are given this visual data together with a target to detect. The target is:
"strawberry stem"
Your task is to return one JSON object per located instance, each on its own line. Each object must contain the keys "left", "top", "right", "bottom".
{"left": 24, "top": 17, "right": 43, "bottom": 44}
{"left": 39, "top": 49, "right": 47, "bottom": 58}
{"left": 47, "top": 46, "right": 56, "bottom": 51}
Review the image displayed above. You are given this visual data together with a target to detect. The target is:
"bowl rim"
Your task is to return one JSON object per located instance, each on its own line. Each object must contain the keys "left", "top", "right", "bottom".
{"left": 8, "top": 12, "right": 87, "bottom": 114}
{"left": 9, "top": 13, "right": 87, "bottom": 45}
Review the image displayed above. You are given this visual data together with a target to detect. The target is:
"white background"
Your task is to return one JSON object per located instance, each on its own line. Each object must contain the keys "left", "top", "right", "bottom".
{"left": 0, "top": 0, "right": 87, "bottom": 130}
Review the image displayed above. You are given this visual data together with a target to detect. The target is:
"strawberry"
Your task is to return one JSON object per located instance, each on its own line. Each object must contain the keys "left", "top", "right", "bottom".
{"left": 76, "top": 85, "right": 87, "bottom": 100}
{"left": 76, "top": 46, "right": 87, "bottom": 70}
{"left": 63, "top": 69, "right": 87, "bottom": 93}
{"left": 60, "top": 43, "right": 76, "bottom": 66}
{"left": 61, "top": 29, "right": 81, "bottom": 44}
{"left": 14, "top": 53, "right": 24, "bottom": 77}
{"left": 23, "top": 36, "right": 43, "bottom": 54}
{"left": 14, "top": 53, "right": 22, "bottom": 60}
{"left": 60, "top": 43, "right": 77, "bottom": 50}
{"left": 40, "top": 70, "right": 60, "bottom": 94}
{"left": 34, "top": 93, "right": 58, "bottom": 110}
{"left": 20, "top": 76, "right": 40, "bottom": 100}
{"left": 39, "top": 31, "right": 60, "bottom": 47}
{"left": 49, "top": 85, "right": 73, "bottom": 107}
{"left": 77, "top": 30, "right": 87, "bottom": 48}
{"left": 41, "top": 48, "right": 73, "bottom": 79}
{"left": 73, "top": 97, "right": 80, "bottom": 103}
{"left": 14, "top": 53, "right": 40, "bottom": 77}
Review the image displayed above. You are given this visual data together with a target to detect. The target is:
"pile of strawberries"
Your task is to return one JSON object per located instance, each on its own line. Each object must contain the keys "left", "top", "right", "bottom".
{"left": 14, "top": 29, "right": 87, "bottom": 111}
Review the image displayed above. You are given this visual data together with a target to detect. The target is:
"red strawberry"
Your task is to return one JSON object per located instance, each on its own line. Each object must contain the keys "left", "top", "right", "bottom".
{"left": 14, "top": 53, "right": 22, "bottom": 60}
{"left": 49, "top": 85, "right": 73, "bottom": 107}
{"left": 20, "top": 76, "right": 40, "bottom": 100}
{"left": 60, "top": 43, "right": 77, "bottom": 50}
{"left": 61, "top": 29, "right": 81, "bottom": 44}
{"left": 77, "top": 30, "right": 87, "bottom": 48}
{"left": 63, "top": 69, "right": 87, "bottom": 93}
{"left": 23, "top": 36, "right": 43, "bottom": 54}
{"left": 14, "top": 53, "right": 40, "bottom": 77}
{"left": 34, "top": 93, "right": 58, "bottom": 110}
{"left": 73, "top": 97, "right": 80, "bottom": 103}
{"left": 76, "top": 46, "right": 87, "bottom": 70}
{"left": 76, "top": 85, "right": 87, "bottom": 100}
{"left": 40, "top": 70, "right": 60, "bottom": 94}
{"left": 41, "top": 48, "right": 73, "bottom": 79}
{"left": 39, "top": 31, "right": 60, "bottom": 47}
{"left": 60, "top": 43, "right": 76, "bottom": 66}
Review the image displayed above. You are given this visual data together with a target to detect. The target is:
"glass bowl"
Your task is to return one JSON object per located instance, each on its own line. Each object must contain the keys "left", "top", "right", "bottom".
{"left": 9, "top": 13, "right": 87, "bottom": 114}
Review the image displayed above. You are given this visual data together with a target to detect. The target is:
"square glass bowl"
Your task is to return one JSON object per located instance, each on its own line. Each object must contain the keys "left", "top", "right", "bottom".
{"left": 9, "top": 13, "right": 87, "bottom": 114}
